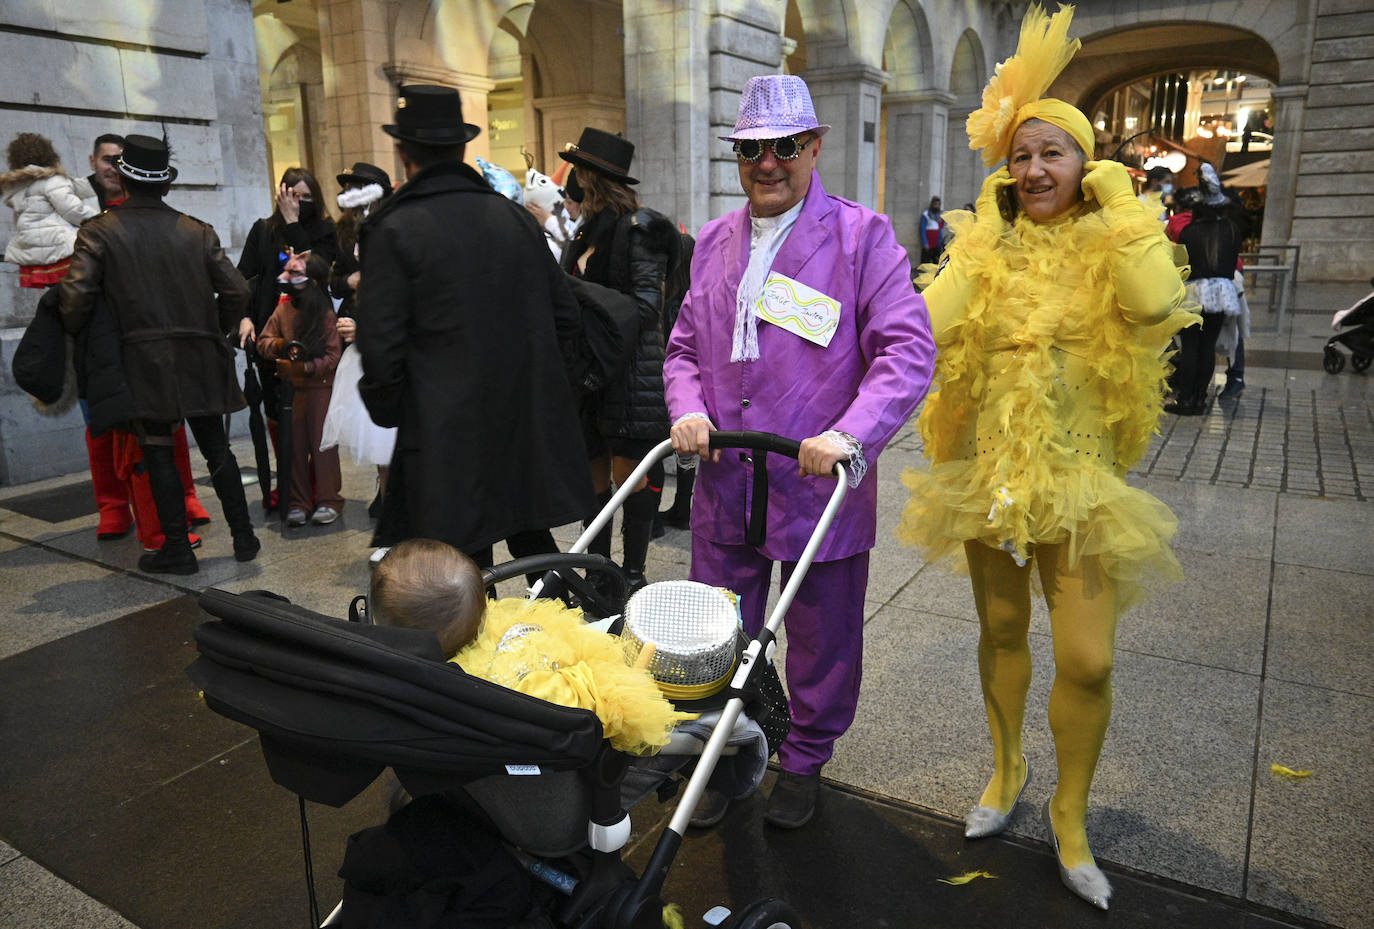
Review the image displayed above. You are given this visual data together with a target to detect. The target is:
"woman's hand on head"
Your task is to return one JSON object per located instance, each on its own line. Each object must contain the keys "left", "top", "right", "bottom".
{"left": 1080, "top": 160, "right": 1139, "bottom": 214}
{"left": 276, "top": 183, "right": 300, "bottom": 223}
{"left": 976, "top": 167, "right": 1017, "bottom": 230}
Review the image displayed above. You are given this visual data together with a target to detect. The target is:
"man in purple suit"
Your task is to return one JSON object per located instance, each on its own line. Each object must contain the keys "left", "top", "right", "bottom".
{"left": 664, "top": 75, "right": 936, "bottom": 829}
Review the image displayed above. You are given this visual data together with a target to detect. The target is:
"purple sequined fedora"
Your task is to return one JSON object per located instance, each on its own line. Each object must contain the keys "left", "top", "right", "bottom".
{"left": 721, "top": 74, "right": 831, "bottom": 142}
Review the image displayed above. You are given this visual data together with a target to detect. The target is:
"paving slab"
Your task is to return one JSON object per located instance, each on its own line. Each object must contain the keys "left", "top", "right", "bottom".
{"left": 1267, "top": 563, "right": 1374, "bottom": 697}
{"left": 0, "top": 542, "right": 174, "bottom": 660}
{"left": 0, "top": 855, "right": 138, "bottom": 929}
{"left": 1249, "top": 679, "right": 1374, "bottom": 929}
{"left": 1273, "top": 495, "right": 1374, "bottom": 577}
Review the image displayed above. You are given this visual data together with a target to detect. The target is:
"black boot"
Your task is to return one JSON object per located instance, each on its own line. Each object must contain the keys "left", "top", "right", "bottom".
{"left": 621, "top": 483, "right": 661, "bottom": 594}
{"left": 584, "top": 490, "right": 614, "bottom": 561}
{"left": 207, "top": 446, "right": 260, "bottom": 561}
{"left": 661, "top": 466, "right": 695, "bottom": 530}
{"left": 139, "top": 442, "right": 198, "bottom": 575}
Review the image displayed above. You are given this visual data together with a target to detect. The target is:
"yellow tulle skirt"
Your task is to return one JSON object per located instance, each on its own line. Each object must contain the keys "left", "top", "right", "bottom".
{"left": 899, "top": 459, "right": 1183, "bottom": 609}
{"left": 453, "top": 598, "right": 695, "bottom": 755}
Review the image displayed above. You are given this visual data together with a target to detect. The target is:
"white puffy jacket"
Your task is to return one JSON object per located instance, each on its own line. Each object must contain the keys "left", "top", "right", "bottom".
{"left": 2, "top": 165, "right": 98, "bottom": 266}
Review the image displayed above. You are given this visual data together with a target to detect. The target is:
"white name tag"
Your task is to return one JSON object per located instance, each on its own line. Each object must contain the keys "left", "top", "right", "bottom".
{"left": 505, "top": 764, "right": 542, "bottom": 776}
{"left": 756, "top": 272, "right": 841, "bottom": 348}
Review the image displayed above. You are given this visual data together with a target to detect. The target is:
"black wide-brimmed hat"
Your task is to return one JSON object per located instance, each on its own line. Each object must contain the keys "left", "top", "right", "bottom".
{"left": 382, "top": 85, "right": 480, "bottom": 145}
{"left": 336, "top": 161, "right": 391, "bottom": 189}
{"left": 558, "top": 127, "right": 638, "bottom": 185}
{"left": 116, "top": 134, "right": 178, "bottom": 183}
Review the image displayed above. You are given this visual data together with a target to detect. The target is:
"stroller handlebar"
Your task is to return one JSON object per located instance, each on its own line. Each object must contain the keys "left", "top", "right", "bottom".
{"left": 706, "top": 430, "right": 802, "bottom": 461}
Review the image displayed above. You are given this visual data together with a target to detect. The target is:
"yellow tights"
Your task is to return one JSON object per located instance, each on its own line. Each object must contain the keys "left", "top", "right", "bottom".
{"left": 964, "top": 539, "right": 1119, "bottom": 870}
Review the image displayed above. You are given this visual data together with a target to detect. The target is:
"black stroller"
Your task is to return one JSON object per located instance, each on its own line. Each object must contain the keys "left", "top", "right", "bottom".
{"left": 189, "top": 432, "right": 846, "bottom": 929}
{"left": 1323, "top": 279, "right": 1374, "bottom": 374}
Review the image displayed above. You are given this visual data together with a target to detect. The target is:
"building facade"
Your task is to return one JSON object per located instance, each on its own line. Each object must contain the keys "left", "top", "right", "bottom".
{"left": 2, "top": 0, "right": 1371, "bottom": 483}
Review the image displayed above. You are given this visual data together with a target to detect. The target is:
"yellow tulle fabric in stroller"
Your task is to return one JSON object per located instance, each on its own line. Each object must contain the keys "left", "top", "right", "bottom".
{"left": 454, "top": 598, "right": 696, "bottom": 756}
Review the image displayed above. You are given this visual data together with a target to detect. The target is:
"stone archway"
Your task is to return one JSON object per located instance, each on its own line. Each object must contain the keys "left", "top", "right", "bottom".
{"left": 1048, "top": 6, "right": 1317, "bottom": 272}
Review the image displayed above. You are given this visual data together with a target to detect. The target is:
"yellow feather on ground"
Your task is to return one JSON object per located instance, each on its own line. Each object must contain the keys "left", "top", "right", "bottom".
{"left": 937, "top": 870, "right": 998, "bottom": 885}
{"left": 1271, "top": 763, "right": 1313, "bottom": 779}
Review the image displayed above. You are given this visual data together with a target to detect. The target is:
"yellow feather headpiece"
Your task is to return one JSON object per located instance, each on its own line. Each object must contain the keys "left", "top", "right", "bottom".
{"left": 967, "top": 3, "right": 1087, "bottom": 166}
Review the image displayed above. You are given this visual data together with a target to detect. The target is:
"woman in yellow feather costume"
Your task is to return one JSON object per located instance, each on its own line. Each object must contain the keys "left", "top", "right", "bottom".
{"left": 896, "top": 4, "right": 1198, "bottom": 911}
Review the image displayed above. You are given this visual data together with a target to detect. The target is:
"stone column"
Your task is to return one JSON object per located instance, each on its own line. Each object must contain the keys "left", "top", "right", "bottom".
{"left": 804, "top": 64, "right": 890, "bottom": 209}
{"left": 318, "top": 0, "right": 394, "bottom": 180}
{"left": 1261, "top": 83, "right": 1306, "bottom": 272}
{"left": 621, "top": 0, "right": 712, "bottom": 229}
{"left": 944, "top": 104, "right": 983, "bottom": 211}
{"left": 881, "top": 90, "right": 953, "bottom": 256}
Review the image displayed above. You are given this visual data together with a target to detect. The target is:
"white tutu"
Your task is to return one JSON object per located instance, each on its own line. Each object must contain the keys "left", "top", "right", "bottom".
{"left": 320, "top": 344, "right": 396, "bottom": 466}
{"left": 1185, "top": 275, "right": 1243, "bottom": 316}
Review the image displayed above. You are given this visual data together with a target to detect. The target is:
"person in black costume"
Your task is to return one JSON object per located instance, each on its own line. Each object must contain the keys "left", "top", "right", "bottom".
{"left": 558, "top": 128, "right": 679, "bottom": 591}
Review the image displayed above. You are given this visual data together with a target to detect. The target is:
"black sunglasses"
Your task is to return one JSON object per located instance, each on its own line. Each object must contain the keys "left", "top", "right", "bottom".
{"left": 733, "top": 135, "right": 814, "bottom": 164}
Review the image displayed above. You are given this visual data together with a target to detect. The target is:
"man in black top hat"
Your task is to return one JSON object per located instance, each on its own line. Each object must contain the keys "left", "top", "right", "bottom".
{"left": 356, "top": 85, "right": 594, "bottom": 568}
{"left": 59, "top": 134, "right": 260, "bottom": 575}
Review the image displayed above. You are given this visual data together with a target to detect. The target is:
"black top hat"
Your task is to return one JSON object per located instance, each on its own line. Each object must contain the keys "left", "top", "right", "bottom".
{"left": 336, "top": 162, "right": 392, "bottom": 190}
{"left": 558, "top": 128, "right": 638, "bottom": 185}
{"left": 382, "top": 85, "right": 481, "bottom": 146}
{"left": 116, "top": 134, "right": 178, "bottom": 184}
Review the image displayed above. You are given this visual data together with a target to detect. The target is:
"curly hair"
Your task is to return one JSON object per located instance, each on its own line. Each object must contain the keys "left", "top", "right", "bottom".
{"left": 7, "top": 132, "right": 60, "bottom": 171}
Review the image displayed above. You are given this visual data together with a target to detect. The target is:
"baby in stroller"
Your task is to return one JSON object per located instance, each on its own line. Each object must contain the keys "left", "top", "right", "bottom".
{"left": 367, "top": 539, "right": 694, "bottom": 755}
{"left": 1326, "top": 277, "right": 1374, "bottom": 374}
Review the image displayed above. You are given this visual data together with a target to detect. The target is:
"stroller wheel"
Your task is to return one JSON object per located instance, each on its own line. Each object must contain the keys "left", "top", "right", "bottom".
{"left": 1353, "top": 353, "right": 1372, "bottom": 374}
{"left": 1323, "top": 345, "right": 1345, "bottom": 375}
{"left": 723, "top": 898, "right": 803, "bottom": 929}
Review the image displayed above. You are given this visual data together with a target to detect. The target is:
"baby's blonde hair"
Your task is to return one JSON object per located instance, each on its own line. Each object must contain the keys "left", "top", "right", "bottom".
{"left": 370, "top": 539, "right": 486, "bottom": 656}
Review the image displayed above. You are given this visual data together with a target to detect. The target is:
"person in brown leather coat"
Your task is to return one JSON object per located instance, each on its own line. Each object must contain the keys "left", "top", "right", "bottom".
{"left": 59, "top": 134, "right": 259, "bottom": 575}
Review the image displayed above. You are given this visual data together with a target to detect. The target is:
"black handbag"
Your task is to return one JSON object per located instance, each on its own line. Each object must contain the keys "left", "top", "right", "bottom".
{"left": 11, "top": 287, "right": 69, "bottom": 406}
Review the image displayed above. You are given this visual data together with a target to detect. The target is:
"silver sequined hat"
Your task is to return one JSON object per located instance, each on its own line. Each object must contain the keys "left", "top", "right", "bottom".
{"left": 721, "top": 74, "right": 831, "bottom": 142}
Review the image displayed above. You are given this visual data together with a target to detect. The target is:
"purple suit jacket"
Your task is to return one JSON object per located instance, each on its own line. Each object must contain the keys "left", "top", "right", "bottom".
{"left": 664, "top": 172, "right": 935, "bottom": 561}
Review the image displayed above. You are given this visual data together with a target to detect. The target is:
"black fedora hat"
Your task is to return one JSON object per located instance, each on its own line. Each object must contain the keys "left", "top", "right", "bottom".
{"left": 336, "top": 161, "right": 391, "bottom": 190}
{"left": 382, "top": 85, "right": 480, "bottom": 145}
{"left": 558, "top": 127, "right": 638, "bottom": 185}
{"left": 116, "top": 134, "right": 178, "bottom": 183}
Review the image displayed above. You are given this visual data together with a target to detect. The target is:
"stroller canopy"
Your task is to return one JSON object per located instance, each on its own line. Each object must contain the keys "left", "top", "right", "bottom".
{"left": 190, "top": 589, "right": 604, "bottom": 807}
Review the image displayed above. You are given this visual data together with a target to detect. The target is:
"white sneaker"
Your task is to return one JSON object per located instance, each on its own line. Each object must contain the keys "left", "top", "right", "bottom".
{"left": 285, "top": 507, "right": 308, "bottom": 527}
{"left": 310, "top": 505, "right": 340, "bottom": 525}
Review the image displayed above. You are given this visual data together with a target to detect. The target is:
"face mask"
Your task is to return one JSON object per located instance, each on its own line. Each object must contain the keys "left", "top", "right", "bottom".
{"left": 565, "top": 171, "right": 584, "bottom": 204}
{"left": 276, "top": 275, "right": 309, "bottom": 294}
{"left": 1159, "top": 183, "right": 1174, "bottom": 196}
{"left": 297, "top": 199, "right": 318, "bottom": 223}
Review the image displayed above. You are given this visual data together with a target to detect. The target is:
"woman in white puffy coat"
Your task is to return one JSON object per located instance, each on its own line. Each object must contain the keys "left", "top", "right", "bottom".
{"left": 3, "top": 132, "right": 97, "bottom": 287}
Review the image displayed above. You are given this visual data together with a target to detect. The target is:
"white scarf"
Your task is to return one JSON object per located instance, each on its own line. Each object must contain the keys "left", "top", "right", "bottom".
{"left": 731, "top": 199, "right": 804, "bottom": 362}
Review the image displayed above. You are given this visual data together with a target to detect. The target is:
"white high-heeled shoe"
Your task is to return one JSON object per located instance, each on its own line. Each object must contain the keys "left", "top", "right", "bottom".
{"left": 963, "top": 756, "right": 1031, "bottom": 839}
{"left": 1042, "top": 800, "right": 1112, "bottom": 910}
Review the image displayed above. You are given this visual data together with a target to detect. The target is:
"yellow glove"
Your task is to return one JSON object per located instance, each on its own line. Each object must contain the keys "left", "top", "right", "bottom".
{"left": 1081, "top": 160, "right": 1143, "bottom": 216}
{"left": 975, "top": 167, "right": 1017, "bottom": 231}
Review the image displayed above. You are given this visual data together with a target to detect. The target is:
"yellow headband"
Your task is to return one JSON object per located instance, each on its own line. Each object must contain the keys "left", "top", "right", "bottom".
{"left": 1011, "top": 98, "right": 1095, "bottom": 159}
{"left": 967, "top": 4, "right": 1083, "bottom": 166}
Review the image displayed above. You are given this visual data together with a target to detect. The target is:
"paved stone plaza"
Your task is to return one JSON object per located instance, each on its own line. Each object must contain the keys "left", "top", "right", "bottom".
{"left": 0, "top": 296, "right": 1371, "bottom": 929}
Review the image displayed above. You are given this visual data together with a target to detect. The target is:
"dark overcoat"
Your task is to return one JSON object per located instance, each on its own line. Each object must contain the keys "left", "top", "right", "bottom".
{"left": 58, "top": 196, "right": 249, "bottom": 423}
{"left": 357, "top": 161, "right": 594, "bottom": 553}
